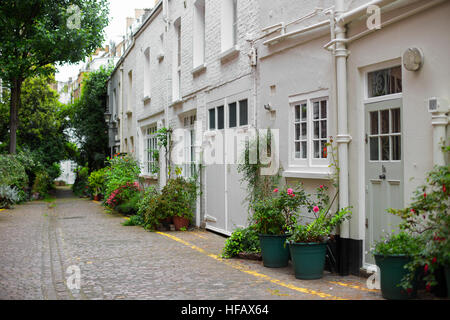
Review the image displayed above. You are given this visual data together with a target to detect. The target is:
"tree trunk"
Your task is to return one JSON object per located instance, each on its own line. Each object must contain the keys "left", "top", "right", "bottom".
{"left": 8, "top": 77, "right": 23, "bottom": 154}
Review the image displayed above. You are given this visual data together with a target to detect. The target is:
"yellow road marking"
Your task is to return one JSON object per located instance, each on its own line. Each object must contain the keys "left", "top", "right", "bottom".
{"left": 0, "top": 209, "right": 5, "bottom": 212}
{"left": 328, "top": 281, "right": 379, "bottom": 293}
{"left": 156, "top": 231, "right": 347, "bottom": 300}
{"left": 191, "top": 232, "right": 208, "bottom": 239}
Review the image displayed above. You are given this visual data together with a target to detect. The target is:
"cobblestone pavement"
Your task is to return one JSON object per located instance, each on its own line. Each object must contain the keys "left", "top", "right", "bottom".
{"left": 0, "top": 187, "right": 384, "bottom": 300}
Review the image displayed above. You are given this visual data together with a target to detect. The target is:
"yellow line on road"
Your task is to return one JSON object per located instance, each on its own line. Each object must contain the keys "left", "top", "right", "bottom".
{"left": 328, "top": 281, "right": 379, "bottom": 293}
{"left": 156, "top": 231, "right": 347, "bottom": 300}
{"left": 0, "top": 209, "right": 5, "bottom": 212}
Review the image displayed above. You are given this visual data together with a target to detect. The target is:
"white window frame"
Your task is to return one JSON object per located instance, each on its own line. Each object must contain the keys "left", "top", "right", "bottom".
{"left": 208, "top": 97, "right": 249, "bottom": 131}
{"left": 221, "top": 0, "right": 238, "bottom": 52}
{"left": 172, "top": 18, "right": 182, "bottom": 102}
{"left": 144, "top": 125, "right": 158, "bottom": 175}
{"left": 182, "top": 114, "right": 197, "bottom": 178}
{"left": 288, "top": 91, "right": 330, "bottom": 171}
{"left": 143, "top": 47, "right": 151, "bottom": 100}
{"left": 193, "top": 0, "right": 206, "bottom": 69}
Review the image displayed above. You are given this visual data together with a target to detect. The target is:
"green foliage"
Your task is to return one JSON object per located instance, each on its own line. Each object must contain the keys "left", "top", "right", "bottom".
{"left": 386, "top": 152, "right": 449, "bottom": 290}
{"left": 31, "top": 170, "right": 51, "bottom": 196}
{"left": 237, "top": 130, "right": 280, "bottom": 209}
{"left": 138, "top": 177, "right": 198, "bottom": 231}
{"left": 0, "top": 185, "right": 21, "bottom": 208}
{"left": 104, "top": 154, "right": 141, "bottom": 205}
{"left": 371, "top": 232, "right": 422, "bottom": 256}
{"left": 288, "top": 185, "right": 352, "bottom": 243}
{"left": 69, "top": 66, "right": 112, "bottom": 171}
{"left": 122, "top": 214, "right": 144, "bottom": 227}
{"left": 251, "top": 185, "right": 306, "bottom": 235}
{"left": 72, "top": 166, "right": 90, "bottom": 197}
{"left": 115, "top": 192, "right": 141, "bottom": 216}
{"left": 88, "top": 168, "right": 107, "bottom": 196}
{"left": 0, "top": 154, "right": 28, "bottom": 190}
{"left": 222, "top": 226, "right": 261, "bottom": 259}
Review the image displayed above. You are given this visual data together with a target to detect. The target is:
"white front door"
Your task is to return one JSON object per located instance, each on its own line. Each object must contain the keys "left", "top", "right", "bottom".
{"left": 364, "top": 98, "right": 404, "bottom": 264}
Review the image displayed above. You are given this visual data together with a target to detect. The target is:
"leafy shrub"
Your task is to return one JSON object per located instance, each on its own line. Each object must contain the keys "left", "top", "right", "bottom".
{"left": 72, "top": 166, "right": 90, "bottom": 197}
{"left": 387, "top": 150, "right": 449, "bottom": 290}
{"left": 122, "top": 214, "right": 144, "bottom": 226}
{"left": 106, "top": 181, "right": 140, "bottom": 208}
{"left": 137, "top": 186, "right": 163, "bottom": 230}
{"left": 31, "top": 171, "right": 51, "bottom": 196}
{"left": 371, "top": 231, "right": 422, "bottom": 256}
{"left": 104, "top": 154, "right": 140, "bottom": 203}
{"left": 0, "top": 185, "right": 21, "bottom": 208}
{"left": 0, "top": 154, "right": 28, "bottom": 190}
{"left": 222, "top": 226, "right": 261, "bottom": 259}
{"left": 88, "top": 168, "right": 107, "bottom": 196}
{"left": 251, "top": 185, "right": 306, "bottom": 235}
{"left": 114, "top": 192, "right": 141, "bottom": 215}
{"left": 288, "top": 185, "right": 352, "bottom": 243}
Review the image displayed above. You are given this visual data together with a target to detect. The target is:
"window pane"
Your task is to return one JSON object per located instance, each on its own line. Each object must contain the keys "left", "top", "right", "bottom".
{"left": 314, "top": 121, "right": 319, "bottom": 139}
{"left": 368, "top": 66, "right": 402, "bottom": 98}
{"left": 391, "top": 108, "right": 401, "bottom": 133}
{"left": 380, "top": 110, "right": 389, "bottom": 134}
{"left": 217, "top": 106, "right": 224, "bottom": 129}
{"left": 229, "top": 102, "right": 237, "bottom": 128}
{"left": 370, "top": 137, "right": 379, "bottom": 161}
{"left": 301, "top": 103, "right": 307, "bottom": 120}
{"left": 295, "top": 105, "right": 300, "bottom": 121}
{"left": 381, "top": 136, "right": 390, "bottom": 160}
{"left": 239, "top": 99, "right": 248, "bottom": 126}
{"left": 370, "top": 111, "right": 379, "bottom": 135}
{"left": 321, "top": 140, "right": 327, "bottom": 158}
{"left": 392, "top": 135, "right": 401, "bottom": 160}
{"left": 313, "top": 102, "right": 319, "bottom": 119}
{"left": 320, "top": 120, "right": 327, "bottom": 139}
{"left": 295, "top": 123, "right": 300, "bottom": 141}
{"left": 301, "top": 141, "right": 307, "bottom": 159}
{"left": 314, "top": 140, "right": 320, "bottom": 158}
{"left": 320, "top": 100, "right": 327, "bottom": 119}
{"left": 295, "top": 142, "right": 300, "bottom": 159}
{"left": 301, "top": 123, "right": 307, "bottom": 140}
{"left": 209, "top": 108, "right": 216, "bottom": 129}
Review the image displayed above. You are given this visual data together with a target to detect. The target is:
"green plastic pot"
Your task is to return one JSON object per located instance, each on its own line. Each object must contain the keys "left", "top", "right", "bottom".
{"left": 289, "top": 242, "right": 327, "bottom": 279}
{"left": 258, "top": 234, "right": 290, "bottom": 268}
{"left": 374, "top": 254, "right": 417, "bottom": 300}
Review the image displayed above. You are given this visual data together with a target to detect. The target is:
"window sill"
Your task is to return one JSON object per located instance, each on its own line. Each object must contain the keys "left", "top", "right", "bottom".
{"left": 219, "top": 45, "right": 240, "bottom": 63}
{"left": 170, "top": 98, "right": 184, "bottom": 108}
{"left": 191, "top": 63, "right": 207, "bottom": 76}
{"left": 282, "top": 170, "right": 332, "bottom": 180}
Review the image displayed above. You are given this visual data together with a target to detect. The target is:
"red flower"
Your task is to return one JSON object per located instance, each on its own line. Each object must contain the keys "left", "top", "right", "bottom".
{"left": 443, "top": 185, "right": 447, "bottom": 193}
{"left": 426, "top": 283, "right": 431, "bottom": 292}
{"left": 319, "top": 185, "right": 324, "bottom": 189}
{"left": 407, "top": 288, "right": 413, "bottom": 294}
{"left": 424, "top": 192, "right": 427, "bottom": 198}
{"left": 432, "top": 257, "right": 437, "bottom": 264}
{"left": 424, "top": 264, "right": 429, "bottom": 274}
{"left": 273, "top": 188, "right": 279, "bottom": 193}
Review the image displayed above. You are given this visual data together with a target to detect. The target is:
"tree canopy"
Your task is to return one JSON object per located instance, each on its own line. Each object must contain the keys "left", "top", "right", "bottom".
{"left": 0, "top": 0, "right": 109, "bottom": 153}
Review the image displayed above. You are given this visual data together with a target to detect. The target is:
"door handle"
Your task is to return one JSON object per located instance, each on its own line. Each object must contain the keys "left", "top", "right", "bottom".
{"left": 379, "top": 174, "right": 386, "bottom": 180}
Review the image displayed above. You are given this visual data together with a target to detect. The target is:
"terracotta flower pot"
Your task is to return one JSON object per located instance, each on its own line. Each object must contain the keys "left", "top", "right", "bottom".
{"left": 173, "top": 216, "right": 189, "bottom": 231}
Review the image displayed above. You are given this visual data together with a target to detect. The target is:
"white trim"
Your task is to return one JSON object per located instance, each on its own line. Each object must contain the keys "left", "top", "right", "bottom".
{"left": 205, "top": 224, "right": 232, "bottom": 237}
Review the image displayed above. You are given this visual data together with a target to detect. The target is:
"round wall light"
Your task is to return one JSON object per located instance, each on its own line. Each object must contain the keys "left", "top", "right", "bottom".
{"left": 403, "top": 47, "right": 424, "bottom": 71}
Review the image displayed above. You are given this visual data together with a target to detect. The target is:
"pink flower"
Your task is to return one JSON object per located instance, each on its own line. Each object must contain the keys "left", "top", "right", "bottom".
{"left": 287, "top": 188, "right": 293, "bottom": 195}
{"left": 424, "top": 264, "right": 429, "bottom": 274}
{"left": 273, "top": 188, "right": 279, "bottom": 193}
{"left": 319, "top": 185, "right": 324, "bottom": 189}
{"left": 432, "top": 257, "right": 437, "bottom": 264}
{"left": 313, "top": 206, "right": 319, "bottom": 213}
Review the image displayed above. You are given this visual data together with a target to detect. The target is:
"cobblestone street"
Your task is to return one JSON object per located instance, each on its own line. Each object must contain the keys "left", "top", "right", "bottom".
{"left": 0, "top": 187, "right": 382, "bottom": 300}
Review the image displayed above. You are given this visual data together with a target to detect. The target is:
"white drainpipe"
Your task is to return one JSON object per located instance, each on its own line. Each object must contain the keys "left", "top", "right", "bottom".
{"left": 431, "top": 111, "right": 449, "bottom": 166}
{"left": 334, "top": 0, "right": 351, "bottom": 239}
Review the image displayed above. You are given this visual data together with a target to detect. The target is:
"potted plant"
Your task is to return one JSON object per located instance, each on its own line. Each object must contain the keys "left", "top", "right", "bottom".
{"left": 387, "top": 149, "right": 449, "bottom": 297}
{"left": 287, "top": 185, "right": 351, "bottom": 279}
{"left": 371, "top": 232, "right": 422, "bottom": 300}
{"left": 162, "top": 177, "right": 197, "bottom": 231}
{"left": 251, "top": 185, "right": 305, "bottom": 268}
